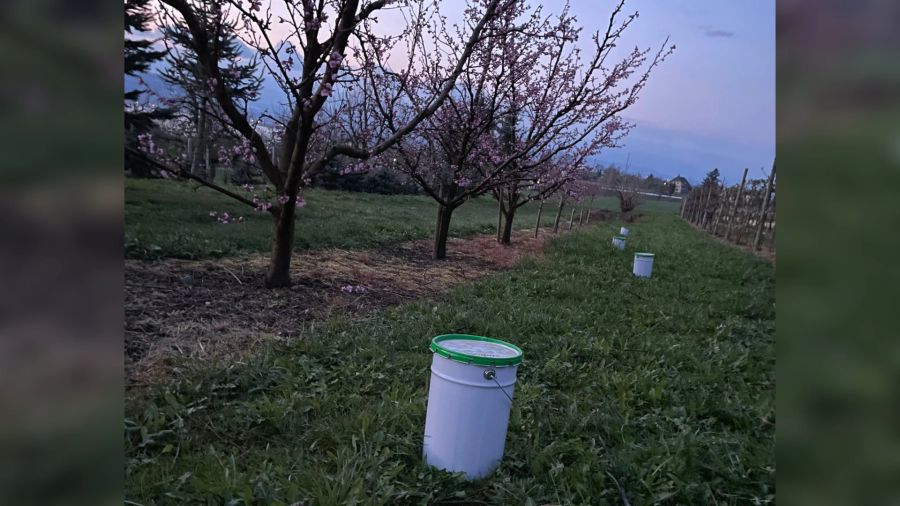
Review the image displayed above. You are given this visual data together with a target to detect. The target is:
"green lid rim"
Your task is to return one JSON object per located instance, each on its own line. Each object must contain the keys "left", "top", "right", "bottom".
{"left": 430, "top": 334, "right": 524, "bottom": 366}
{"left": 614, "top": 235, "right": 627, "bottom": 240}
{"left": 635, "top": 252, "right": 655, "bottom": 257}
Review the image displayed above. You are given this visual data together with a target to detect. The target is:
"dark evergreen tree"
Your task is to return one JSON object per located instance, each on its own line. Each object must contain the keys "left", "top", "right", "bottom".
{"left": 159, "top": 0, "right": 262, "bottom": 179}
{"left": 125, "top": 0, "right": 172, "bottom": 176}
{"left": 701, "top": 168, "right": 721, "bottom": 188}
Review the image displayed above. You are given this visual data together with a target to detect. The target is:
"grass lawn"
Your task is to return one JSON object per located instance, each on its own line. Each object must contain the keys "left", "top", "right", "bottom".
{"left": 126, "top": 178, "right": 680, "bottom": 259}
{"left": 125, "top": 214, "right": 774, "bottom": 504}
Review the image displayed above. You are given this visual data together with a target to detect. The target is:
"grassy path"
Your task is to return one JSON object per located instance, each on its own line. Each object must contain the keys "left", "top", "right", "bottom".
{"left": 125, "top": 214, "right": 774, "bottom": 504}
{"left": 126, "top": 179, "right": 680, "bottom": 260}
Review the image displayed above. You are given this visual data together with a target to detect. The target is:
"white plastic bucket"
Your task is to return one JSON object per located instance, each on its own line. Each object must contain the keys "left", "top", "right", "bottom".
{"left": 423, "top": 334, "right": 523, "bottom": 479}
{"left": 612, "top": 235, "right": 626, "bottom": 250}
{"left": 633, "top": 252, "right": 655, "bottom": 278}
{"left": 620, "top": 226, "right": 630, "bottom": 236}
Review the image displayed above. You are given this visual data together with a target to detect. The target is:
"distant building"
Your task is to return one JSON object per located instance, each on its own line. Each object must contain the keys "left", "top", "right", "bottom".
{"left": 667, "top": 176, "right": 692, "bottom": 195}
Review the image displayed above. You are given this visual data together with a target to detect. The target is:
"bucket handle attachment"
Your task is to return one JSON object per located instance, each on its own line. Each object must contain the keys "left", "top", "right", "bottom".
{"left": 483, "top": 369, "right": 514, "bottom": 403}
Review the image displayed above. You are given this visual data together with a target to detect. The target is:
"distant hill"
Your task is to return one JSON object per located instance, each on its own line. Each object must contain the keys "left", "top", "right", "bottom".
{"left": 125, "top": 66, "right": 290, "bottom": 118}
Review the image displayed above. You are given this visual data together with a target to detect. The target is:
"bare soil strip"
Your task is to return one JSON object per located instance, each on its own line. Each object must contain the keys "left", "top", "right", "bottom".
{"left": 125, "top": 229, "right": 564, "bottom": 385}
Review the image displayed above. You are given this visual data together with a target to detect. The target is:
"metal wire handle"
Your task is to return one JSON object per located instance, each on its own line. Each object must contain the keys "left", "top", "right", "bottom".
{"left": 484, "top": 369, "right": 514, "bottom": 403}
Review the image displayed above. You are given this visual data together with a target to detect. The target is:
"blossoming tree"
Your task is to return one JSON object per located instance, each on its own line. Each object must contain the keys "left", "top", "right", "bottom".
{"left": 371, "top": 0, "right": 672, "bottom": 257}
{"left": 153, "top": 0, "right": 507, "bottom": 287}
{"left": 489, "top": 1, "right": 673, "bottom": 244}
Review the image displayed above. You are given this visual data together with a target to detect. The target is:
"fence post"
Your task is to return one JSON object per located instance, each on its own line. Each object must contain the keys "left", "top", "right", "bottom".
{"left": 753, "top": 161, "right": 776, "bottom": 250}
{"left": 726, "top": 168, "right": 749, "bottom": 241}
{"left": 534, "top": 199, "right": 544, "bottom": 238}
{"left": 700, "top": 185, "right": 719, "bottom": 230}
{"left": 711, "top": 185, "right": 728, "bottom": 235}
{"left": 586, "top": 195, "right": 594, "bottom": 222}
{"left": 679, "top": 194, "right": 688, "bottom": 218}
{"left": 690, "top": 189, "right": 700, "bottom": 224}
{"left": 698, "top": 185, "right": 712, "bottom": 226}
{"left": 578, "top": 209, "right": 585, "bottom": 226}
{"left": 697, "top": 186, "right": 710, "bottom": 225}
{"left": 567, "top": 207, "right": 576, "bottom": 230}
{"left": 552, "top": 196, "right": 564, "bottom": 233}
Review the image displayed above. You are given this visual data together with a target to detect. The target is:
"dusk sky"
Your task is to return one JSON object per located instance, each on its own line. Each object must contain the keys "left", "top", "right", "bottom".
{"left": 143, "top": 0, "right": 776, "bottom": 184}
{"left": 374, "top": 0, "right": 777, "bottom": 183}
{"left": 584, "top": 0, "right": 776, "bottom": 183}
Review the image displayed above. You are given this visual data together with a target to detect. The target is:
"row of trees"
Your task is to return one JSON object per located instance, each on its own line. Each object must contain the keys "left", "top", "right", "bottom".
{"left": 125, "top": 0, "right": 672, "bottom": 287}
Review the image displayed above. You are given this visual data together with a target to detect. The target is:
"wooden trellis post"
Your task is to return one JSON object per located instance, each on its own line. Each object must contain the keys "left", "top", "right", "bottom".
{"left": 726, "top": 168, "right": 748, "bottom": 240}
{"left": 711, "top": 185, "right": 728, "bottom": 235}
{"left": 534, "top": 200, "right": 544, "bottom": 238}
{"left": 716, "top": 184, "right": 728, "bottom": 231}
{"left": 696, "top": 186, "right": 710, "bottom": 225}
{"left": 552, "top": 196, "right": 565, "bottom": 233}
{"left": 753, "top": 161, "right": 776, "bottom": 250}
{"left": 690, "top": 189, "right": 702, "bottom": 224}
{"left": 567, "top": 207, "right": 576, "bottom": 230}
{"left": 698, "top": 185, "right": 712, "bottom": 226}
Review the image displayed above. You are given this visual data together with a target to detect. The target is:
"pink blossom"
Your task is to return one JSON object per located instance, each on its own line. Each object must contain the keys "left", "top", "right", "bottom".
{"left": 327, "top": 51, "right": 344, "bottom": 70}
{"left": 136, "top": 133, "right": 159, "bottom": 155}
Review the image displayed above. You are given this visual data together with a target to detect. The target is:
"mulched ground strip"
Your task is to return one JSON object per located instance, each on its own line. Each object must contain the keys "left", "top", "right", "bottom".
{"left": 125, "top": 228, "right": 563, "bottom": 385}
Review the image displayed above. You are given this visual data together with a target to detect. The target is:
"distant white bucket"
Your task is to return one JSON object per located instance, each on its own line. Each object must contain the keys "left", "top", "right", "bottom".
{"left": 620, "top": 227, "right": 630, "bottom": 236}
{"left": 612, "top": 235, "right": 626, "bottom": 250}
{"left": 633, "top": 252, "right": 655, "bottom": 278}
{"left": 423, "top": 334, "right": 523, "bottom": 479}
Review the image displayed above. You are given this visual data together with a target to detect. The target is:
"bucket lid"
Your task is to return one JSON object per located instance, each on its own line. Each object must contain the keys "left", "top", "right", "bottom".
{"left": 430, "top": 334, "right": 523, "bottom": 366}
{"left": 614, "top": 235, "right": 627, "bottom": 240}
{"left": 635, "top": 252, "right": 655, "bottom": 257}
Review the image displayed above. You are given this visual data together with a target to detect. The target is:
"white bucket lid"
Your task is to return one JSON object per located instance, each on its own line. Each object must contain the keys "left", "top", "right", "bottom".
{"left": 430, "top": 334, "right": 523, "bottom": 366}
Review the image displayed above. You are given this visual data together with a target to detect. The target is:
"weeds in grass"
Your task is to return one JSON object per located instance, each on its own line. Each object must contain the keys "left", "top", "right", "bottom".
{"left": 125, "top": 179, "right": 680, "bottom": 260}
{"left": 125, "top": 215, "right": 773, "bottom": 504}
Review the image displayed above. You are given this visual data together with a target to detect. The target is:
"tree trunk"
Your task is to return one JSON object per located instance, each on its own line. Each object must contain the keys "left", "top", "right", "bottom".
{"left": 552, "top": 197, "right": 565, "bottom": 233}
{"left": 193, "top": 100, "right": 209, "bottom": 178}
{"left": 534, "top": 200, "right": 544, "bottom": 238}
{"left": 500, "top": 205, "right": 516, "bottom": 244}
{"left": 265, "top": 204, "right": 296, "bottom": 288}
{"left": 205, "top": 144, "right": 215, "bottom": 182}
{"left": 433, "top": 204, "right": 454, "bottom": 259}
{"left": 496, "top": 189, "right": 504, "bottom": 242}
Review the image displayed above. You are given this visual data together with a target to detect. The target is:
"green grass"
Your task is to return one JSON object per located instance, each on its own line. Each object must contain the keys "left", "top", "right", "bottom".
{"left": 125, "top": 178, "right": 680, "bottom": 259}
{"left": 125, "top": 214, "right": 774, "bottom": 504}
